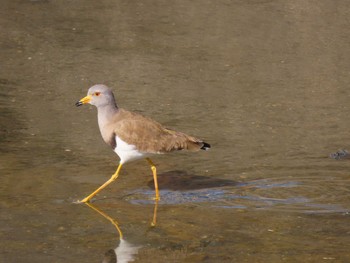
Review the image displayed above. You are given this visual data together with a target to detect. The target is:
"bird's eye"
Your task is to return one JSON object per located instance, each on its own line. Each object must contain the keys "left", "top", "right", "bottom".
{"left": 94, "top": 92, "right": 101, "bottom": 96}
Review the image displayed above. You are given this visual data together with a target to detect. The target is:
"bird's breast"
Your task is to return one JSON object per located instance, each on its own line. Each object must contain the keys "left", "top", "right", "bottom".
{"left": 99, "top": 124, "right": 116, "bottom": 149}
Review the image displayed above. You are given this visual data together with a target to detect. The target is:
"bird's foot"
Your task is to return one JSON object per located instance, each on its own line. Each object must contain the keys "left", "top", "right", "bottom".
{"left": 73, "top": 198, "right": 90, "bottom": 204}
{"left": 152, "top": 196, "right": 160, "bottom": 201}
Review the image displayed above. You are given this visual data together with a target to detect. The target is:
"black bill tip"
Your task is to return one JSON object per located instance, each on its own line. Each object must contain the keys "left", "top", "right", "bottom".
{"left": 75, "top": 101, "right": 83, "bottom": 107}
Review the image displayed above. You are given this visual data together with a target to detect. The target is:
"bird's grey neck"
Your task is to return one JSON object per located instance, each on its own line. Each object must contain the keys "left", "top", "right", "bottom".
{"left": 97, "top": 104, "right": 119, "bottom": 128}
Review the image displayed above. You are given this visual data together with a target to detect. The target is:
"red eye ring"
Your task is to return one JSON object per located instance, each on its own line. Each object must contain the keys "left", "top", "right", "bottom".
{"left": 94, "top": 92, "right": 101, "bottom": 96}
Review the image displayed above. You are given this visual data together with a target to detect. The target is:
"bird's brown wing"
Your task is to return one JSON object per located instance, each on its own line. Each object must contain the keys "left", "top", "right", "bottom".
{"left": 112, "top": 109, "right": 205, "bottom": 153}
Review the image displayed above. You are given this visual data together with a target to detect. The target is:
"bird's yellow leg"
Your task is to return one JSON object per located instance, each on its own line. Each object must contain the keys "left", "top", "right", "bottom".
{"left": 78, "top": 163, "right": 123, "bottom": 203}
{"left": 146, "top": 158, "right": 160, "bottom": 201}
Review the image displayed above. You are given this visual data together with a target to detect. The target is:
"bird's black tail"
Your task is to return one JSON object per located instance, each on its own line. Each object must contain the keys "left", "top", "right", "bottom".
{"left": 200, "top": 142, "right": 211, "bottom": 150}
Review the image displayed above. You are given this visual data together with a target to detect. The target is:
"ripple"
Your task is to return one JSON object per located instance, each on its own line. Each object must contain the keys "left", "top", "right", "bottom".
{"left": 126, "top": 179, "right": 349, "bottom": 215}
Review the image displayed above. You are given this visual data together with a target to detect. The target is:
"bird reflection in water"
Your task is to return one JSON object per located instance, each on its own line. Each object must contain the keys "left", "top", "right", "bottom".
{"left": 84, "top": 202, "right": 158, "bottom": 263}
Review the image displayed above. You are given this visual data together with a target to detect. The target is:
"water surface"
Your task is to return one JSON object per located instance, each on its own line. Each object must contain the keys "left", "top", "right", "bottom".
{"left": 1, "top": 0, "right": 350, "bottom": 262}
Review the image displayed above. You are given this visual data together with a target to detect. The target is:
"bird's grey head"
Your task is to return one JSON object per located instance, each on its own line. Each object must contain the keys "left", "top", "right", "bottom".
{"left": 76, "top": 84, "right": 117, "bottom": 108}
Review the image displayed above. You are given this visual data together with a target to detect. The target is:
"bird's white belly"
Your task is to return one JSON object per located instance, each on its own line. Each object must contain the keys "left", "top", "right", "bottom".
{"left": 114, "top": 136, "right": 150, "bottom": 164}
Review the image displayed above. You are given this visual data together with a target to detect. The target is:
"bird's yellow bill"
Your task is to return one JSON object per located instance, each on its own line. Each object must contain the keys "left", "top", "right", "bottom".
{"left": 75, "top": 95, "right": 92, "bottom": 107}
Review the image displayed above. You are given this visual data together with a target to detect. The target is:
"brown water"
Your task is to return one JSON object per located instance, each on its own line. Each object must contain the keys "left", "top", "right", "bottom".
{"left": 1, "top": 0, "right": 350, "bottom": 262}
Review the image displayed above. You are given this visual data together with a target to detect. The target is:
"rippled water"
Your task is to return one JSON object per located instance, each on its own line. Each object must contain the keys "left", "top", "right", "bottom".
{"left": 1, "top": 0, "right": 350, "bottom": 262}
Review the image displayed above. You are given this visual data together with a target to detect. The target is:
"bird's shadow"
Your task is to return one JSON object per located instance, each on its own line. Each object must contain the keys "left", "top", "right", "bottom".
{"left": 147, "top": 170, "right": 238, "bottom": 191}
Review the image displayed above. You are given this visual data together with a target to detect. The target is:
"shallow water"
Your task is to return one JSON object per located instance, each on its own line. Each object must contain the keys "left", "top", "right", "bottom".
{"left": 1, "top": 0, "right": 350, "bottom": 262}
